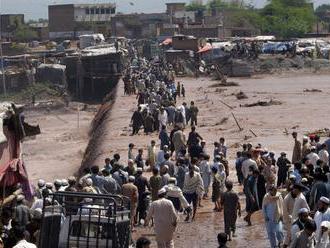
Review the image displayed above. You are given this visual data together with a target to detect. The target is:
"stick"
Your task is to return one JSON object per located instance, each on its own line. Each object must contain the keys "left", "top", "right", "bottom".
{"left": 249, "top": 129, "right": 257, "bottom": 137}
{"left": 219, "top": 99, "right": 234, "bottom": 110}
{"left": 231, "top": 112, "right": 243, "bottom": 131}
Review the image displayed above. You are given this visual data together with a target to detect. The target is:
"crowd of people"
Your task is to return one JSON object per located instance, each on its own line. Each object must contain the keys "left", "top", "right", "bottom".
{"left": 2, "top": 56, "right": 330, "bottom": 248}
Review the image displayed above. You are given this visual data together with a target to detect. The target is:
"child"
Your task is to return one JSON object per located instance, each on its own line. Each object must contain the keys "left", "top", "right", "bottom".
{"left": 220, "top": 180, "right": 241, "bottom": 241}
{"left": 211, "top": 167, "right": 226, "bottom": 211}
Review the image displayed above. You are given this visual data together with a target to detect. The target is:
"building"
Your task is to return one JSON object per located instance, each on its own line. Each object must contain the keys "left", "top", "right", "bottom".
{"left": 48, "top": 3, "right": 116, "bottom": 39}
{"left": 0, "top": 14, "right": 25, "bottom": 39}
{"left": 29, "top": 23, "right": 49, "bottom": 41}
{"left": 111, "top": 13, "right": 169, "bottom": 39}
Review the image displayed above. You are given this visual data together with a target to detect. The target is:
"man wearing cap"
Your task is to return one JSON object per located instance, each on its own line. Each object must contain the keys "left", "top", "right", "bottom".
{"left": 314, "top": 197, "right": 330, "bottom": 242}
{"left": 291, "top": 208, "right": 311, "bottom": 241}
{"left": 277, "top": 152, "right": 291, "bottom": 188}
{"left": 164, "top": 177, "right": 190, "bottom": 214}
{"left": 290, "top": 219, "right": 317, "bottom": 248}
{"left": 292, "top": 132, "right": 302, "bottom": 164}
{"left": 122, "top": 176, "right": 138, "bottom": 230}
{"left": 145, "top": 188, "right": 178, "bottom": 248}
{"left": 316, "top": 221, "right": 330, "bottom": 248}
{"left": 283, "top": 183, "right": 309, "bottom": 247}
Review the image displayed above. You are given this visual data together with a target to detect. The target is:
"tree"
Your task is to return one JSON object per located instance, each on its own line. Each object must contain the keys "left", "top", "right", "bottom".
{"left": 260, "top": 0, "right": 315, "bottom": 38}
{"left": 186, "top": 1, "right": 207, "bottom": 12}
{"left": 14, "top": 25, "right": 38, "bottom": 42}
{"left": 315, "top": 4, "right": 330, "bottom": 22}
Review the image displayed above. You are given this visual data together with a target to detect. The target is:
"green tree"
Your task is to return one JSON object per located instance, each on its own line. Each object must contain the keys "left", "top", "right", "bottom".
{"left": 186, "top": 1, "right": 207, "bottom": 12}
{"left": 14, "top": 25, "right": 38, "bottom": 42}
{"left": 315, "top": 4, "right": 330, "bottom": 22}
{"left": 260, "top": 0, "right": 315, "bottom": 38}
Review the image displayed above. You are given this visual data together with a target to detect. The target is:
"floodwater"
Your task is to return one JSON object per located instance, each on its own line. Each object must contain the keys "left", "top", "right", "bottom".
{"left": 26, "top": 72, "right": 330, "bottom": 247}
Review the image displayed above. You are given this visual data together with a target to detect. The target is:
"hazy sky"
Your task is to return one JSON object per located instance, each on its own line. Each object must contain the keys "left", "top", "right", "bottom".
{"left": 1, "top": 0, "right": 329, "bottom": 20}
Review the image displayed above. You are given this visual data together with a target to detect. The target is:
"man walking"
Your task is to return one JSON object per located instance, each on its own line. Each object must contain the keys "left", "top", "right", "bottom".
{"left": 145, "top": 188, "right": 178, "bottom": 248}
{"left": 262, "top": 185, "right": 284, "bottom": 248}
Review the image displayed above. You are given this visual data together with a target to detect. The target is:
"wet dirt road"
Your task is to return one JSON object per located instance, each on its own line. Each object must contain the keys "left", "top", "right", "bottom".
{"left": 26, "top": 71, "right": 330, "bottom": 247}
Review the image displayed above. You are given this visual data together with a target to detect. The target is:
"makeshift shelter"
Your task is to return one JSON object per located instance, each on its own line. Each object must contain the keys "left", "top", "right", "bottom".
{"left": 36, "top": 64, "right": 67, "bottom": 86}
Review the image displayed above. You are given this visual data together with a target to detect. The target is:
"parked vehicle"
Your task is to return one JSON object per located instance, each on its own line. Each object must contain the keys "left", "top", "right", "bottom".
{"left": 39, "top": 192, "right": 132, "bottom": 248}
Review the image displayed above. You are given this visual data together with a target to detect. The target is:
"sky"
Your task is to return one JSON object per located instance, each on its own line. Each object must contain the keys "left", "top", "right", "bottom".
{"left": 0, "top": 0, "right": 329, "bottom": 20}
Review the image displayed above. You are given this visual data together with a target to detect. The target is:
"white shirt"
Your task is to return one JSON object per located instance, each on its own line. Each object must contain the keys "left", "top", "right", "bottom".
{"left": 241, "top": 158, "right": 258, "bottom": 179}
{"left": 157, "top": 150, "right": 166, "bottom": 166}
{"left": 318, "top": 149, "right": 329, "bottom": 166}
{"left": 307, "top": 152, "right": 320, "bottom": 167}
{"left": 13, "top": 240, "right": 37, "bottom": 248}
{"left": 314, "top": 208, "right": 330, "bottom": 241}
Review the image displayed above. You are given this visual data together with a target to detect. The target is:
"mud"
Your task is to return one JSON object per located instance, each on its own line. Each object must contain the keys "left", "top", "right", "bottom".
{"left": 25, "top": 71, "right": 330, "bottom": 247}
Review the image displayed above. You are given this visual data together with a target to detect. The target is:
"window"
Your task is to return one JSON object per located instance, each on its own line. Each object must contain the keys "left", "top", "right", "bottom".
{"left": 95, "top": 8, "right": 100, "bottom": 14}
{"left": 105, "top": 8, "right": 110, "bottom": 14}
{"left": 85, "top": 8, "right": 90, "bottom": 15}
{"left": 90, "top": 8, "right": 95, "bottom": 14}
{"left": 110, "top": 8, "right": 116, "bottom": 14}
{"left": 101, "top": 8, "right": 105, "bottom": 14}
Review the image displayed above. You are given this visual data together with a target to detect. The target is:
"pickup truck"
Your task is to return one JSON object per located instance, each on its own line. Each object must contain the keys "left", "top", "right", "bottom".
{"left": 39, "top": 192, "right": 133, "bottom": 248}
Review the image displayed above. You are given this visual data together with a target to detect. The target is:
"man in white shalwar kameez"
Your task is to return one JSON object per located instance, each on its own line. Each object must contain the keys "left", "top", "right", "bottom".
{"left": 145, "top": 188, "right": 178, "bottom": 248}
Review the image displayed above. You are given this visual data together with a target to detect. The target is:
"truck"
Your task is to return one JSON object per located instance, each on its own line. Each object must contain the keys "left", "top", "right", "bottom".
{"left": 39, "top": 191, "right": 133, "bottom": 248}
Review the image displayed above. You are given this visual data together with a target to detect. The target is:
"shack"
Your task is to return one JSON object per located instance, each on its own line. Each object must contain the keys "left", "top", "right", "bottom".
{"left": 172, "top": 35, "right": 199, "bottom": 52}
{"left": 63, "top": 45, "right": 123, "bottom": 101}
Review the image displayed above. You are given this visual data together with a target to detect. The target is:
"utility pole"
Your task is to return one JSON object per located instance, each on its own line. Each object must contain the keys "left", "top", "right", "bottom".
{"left": 0, "top": 9, "right": 6, "bottom": 96}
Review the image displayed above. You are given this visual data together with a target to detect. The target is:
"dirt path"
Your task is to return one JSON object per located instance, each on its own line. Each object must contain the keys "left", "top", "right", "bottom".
{"left": 24, "top": 72, "right": 330, "bottom": 247}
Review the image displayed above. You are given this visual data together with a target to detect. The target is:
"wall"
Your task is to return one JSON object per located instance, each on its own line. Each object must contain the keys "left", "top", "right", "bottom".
{"left": 49, "top": 5, "right": 75, "bottom": 38}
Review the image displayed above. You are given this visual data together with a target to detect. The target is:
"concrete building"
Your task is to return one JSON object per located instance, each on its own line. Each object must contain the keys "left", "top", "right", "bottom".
{"left": 0, "top": 14, "right": 25, "bottom": 39}
{"left": 111, "top": 13, "right": 169, "bottom": 39}
{"left": 48, "top": 3, "right": 116, "bottom": 39}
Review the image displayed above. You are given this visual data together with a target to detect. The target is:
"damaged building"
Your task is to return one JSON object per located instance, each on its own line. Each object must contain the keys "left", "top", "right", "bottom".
{"left": 63, "top": 45, "right": 123, "bottom": 101}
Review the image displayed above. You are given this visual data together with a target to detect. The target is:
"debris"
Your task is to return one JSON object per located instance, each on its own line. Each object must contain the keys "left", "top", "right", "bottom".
{"left": 249, "top": 129, "right": 258, "bottom": 137}
{"left": 219, "top": 117, "right": 229, "bottom": 125}
{"left": 292, "top": 125, "right": 299, "bottom": 129}
{"left": 306, "top": 128, "right": 330, "bottom": 137}
{"left": 235, "top": 91, "right": 248, "bottom": 100}
{"left": 240, "top": 99, "right": 282, "bottom": 107}
{"left": 244, "top": 135, "right": 252, "bottom": 140}
{"left": 230, "top": 142, "right": 241, "bottom": 148}
{"left": 219, "top": 99, "right": 234, "bottom": 110}
{"left": 232, "top": 112, "right": 243, "bottom": 131}
{"left": 215, "top": 88, "right": 227, "bottom": 93}
{"left": 284, "top": 128, "right": 289, "bottom": 135}
{"left": 303, "top": 88, "right": 322, "bottom": 93}
{"left": 209, "top": 81, "right": 240, "bottom": 88}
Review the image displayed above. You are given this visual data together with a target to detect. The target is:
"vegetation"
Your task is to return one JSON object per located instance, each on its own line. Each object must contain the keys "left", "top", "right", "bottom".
{"left": 315, "top": 4, "right": 330, "bottom": 22}
{"left": 0, "top": 83, "right": 64, "bottom": 103}
{"left": 185, "top": 0, "right": 316, "bottom": 38}
{"left": 260, "top": 0, "right": 316, "bottom": 38}
{"left": 14, "top": 24, "right": 38, "bottom": 42}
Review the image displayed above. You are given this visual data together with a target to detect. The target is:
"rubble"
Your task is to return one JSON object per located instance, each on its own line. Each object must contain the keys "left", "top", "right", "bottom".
{"left": 209, "top": 81, "right": 240, "bottom": 88}
{"left": 306, "top": 128, "right": 330, "bottom": 137}
{"left": 240, "top": 99, "right": 283, "bottom": 107}
{"left": 235, "top": 91, "right": 248, "bottom": 100}
{"left": 303, "top": 88, "right": 322, "bottom": 93}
